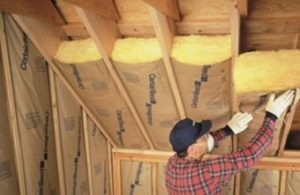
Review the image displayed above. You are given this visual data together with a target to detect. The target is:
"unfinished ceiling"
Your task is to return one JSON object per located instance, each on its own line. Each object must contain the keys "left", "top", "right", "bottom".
{"left": 55, "top": 0, "right": 300, "bottom": 50}
{"left": 56, "top": 0, "right": 300, "bottom": 134}
{"left": 1, "top": 0, "right": 300, "bottom": 195}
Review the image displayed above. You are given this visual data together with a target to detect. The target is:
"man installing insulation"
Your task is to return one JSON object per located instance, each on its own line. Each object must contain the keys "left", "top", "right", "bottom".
{"left": 165, "top": 90, "right": 295, "bottom": 195}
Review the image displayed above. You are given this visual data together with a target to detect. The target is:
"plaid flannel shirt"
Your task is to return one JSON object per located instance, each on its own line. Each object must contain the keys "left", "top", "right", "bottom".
{"left": 165, "top": 115, "right": 276, "bottom": 195}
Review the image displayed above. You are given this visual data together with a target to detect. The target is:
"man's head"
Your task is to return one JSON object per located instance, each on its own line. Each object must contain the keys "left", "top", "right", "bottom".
{"left": 169, "top": 118, "right": 213, "bottom": 159}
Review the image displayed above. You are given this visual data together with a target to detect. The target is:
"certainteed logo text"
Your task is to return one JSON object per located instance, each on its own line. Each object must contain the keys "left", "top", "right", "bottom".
{"left": 247, "top": 169, "right": 259, "bottom": 192}
{"left": 191, "top": 65, "right": 211, "bottom": 108}
{"left": 146, "top": 74, "right": 157, "bottom": 126}
{"left": 20, "top": 33, "right": 29, "bottom": 70}
{"left": 116, "top": 110, "right": 125, "bottom": 147}
{"left": 38, "top": 111, "right": 50, "bottom": 195}
{"left": 71, "top": 64, "right": 85, "bottom": 89}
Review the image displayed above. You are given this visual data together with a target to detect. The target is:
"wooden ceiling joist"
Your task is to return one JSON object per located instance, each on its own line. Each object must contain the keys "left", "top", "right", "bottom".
{"left": 75, "top": 7, "right": 155, "bottom": 149}
{"left": 147, "top": 5, "right": 186, "bottom": 119}
{"left": 143, "top": 0, "right": 181, "bottom": 21}
{"left": 0, "top": 0, "right": 64, "bottom": 24}
{"left": 62, "top": 0, "right": 119, "bottom": 19}
{"left": 12, "top": 14, "right": 118, "bottom": 148}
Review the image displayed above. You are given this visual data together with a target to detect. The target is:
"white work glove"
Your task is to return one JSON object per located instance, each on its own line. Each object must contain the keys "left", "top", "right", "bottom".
{"left": 227, "top": 112, "right": 253, "bottom": 134}
{"left": 266, "top": 90, "right": 295, "bottom": 118}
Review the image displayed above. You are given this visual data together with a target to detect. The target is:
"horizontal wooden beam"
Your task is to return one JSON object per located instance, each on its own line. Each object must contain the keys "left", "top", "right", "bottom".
{"left": 243, "top": 19, "right": 300, "bottom": 34}
{"left": 113, "top": 149, "right": 173, "bottom": 163}
{"left": 113, "top": 149, "right": 300, "bottom": 171}
{"left": 143, "top": 0, "right": 180, "bottom": 20}
{"left": 0, "top": 0, "right": 64, "bottom": 24}
{"left": 176, "top": 20, "right": 230, "bottom": 35}
{"left": 282, "top": 150, "right": 300, "bottom": 158}
{"left": 117, "top": 20, "right": 230, "bottom": 37}
{"left": 62, "top": 0, "right": 119, "bottom": 19}
{"left": 242, "top": 32, "right": 299, "bottom": 51}
{"left": 117, "top": 19, "right": 300, "bottom": 37}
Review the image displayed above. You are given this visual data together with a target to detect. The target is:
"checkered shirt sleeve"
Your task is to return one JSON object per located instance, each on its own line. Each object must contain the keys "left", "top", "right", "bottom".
{"left": 206, "top": 117, "right": 275, "bottom": 182}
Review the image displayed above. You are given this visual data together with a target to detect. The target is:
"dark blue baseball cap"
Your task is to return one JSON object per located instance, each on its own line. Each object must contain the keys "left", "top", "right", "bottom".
{"left": 169, "top": 118, "right": 212, "bottom": 152}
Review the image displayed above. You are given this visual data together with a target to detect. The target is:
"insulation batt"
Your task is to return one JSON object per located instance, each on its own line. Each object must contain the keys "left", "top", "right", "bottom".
{"left": 111, "top": 37, "right": 162, "bottom": 63}
{"left": 235, "top": 50, "right": 300, "bottom": 94}
{"left": 171, "top": 35, "right": 231, "bottom": 65}
{"left": 54, "top": 38, "right": 101, "bottom": 64}
{"left": 111, "top": 35, "right": 231, "bottom": 65}
{"left": 54, "top": 38, "right": 300, "bottom": 94}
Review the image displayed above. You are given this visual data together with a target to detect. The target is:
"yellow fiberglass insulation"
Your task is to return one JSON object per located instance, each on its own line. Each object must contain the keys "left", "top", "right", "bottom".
{"left": 54, "top": 38, "right": 101, "bottom": 64}
{"left": 171, "top": 35, "right": 232, "bottom": 65}
{"left": 111, "top": 38, "right": 162, "bottom": 64}
{"left": 235, "top": 50, "right": 300, "bottom": 94}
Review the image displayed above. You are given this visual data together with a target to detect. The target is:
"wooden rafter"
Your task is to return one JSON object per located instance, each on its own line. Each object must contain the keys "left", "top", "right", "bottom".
{"left": 75, "top": 7, "right": 155, "bottom": 149}
{"left": 62, "top": 0, "right": 119, "bottom": 19}
{"left": 48, "top": 68, "right": 66, "bottom": 195}
{"left": 0, "top": 14, "right": 27, "bottom": 195}
{"left": 113, "top": 149, "right": 300, "bottom": 171}
{"left": 147, "top": 5, "right": 186, "bottom": 119}
{"left": 12, "top": 14, "right": 118, "bottom": 147}
{"left": 0, "top": 0, "right": 64, "bottom": 24}
{"left": 143, "top": 0, "right": 181, "bottom": 21}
